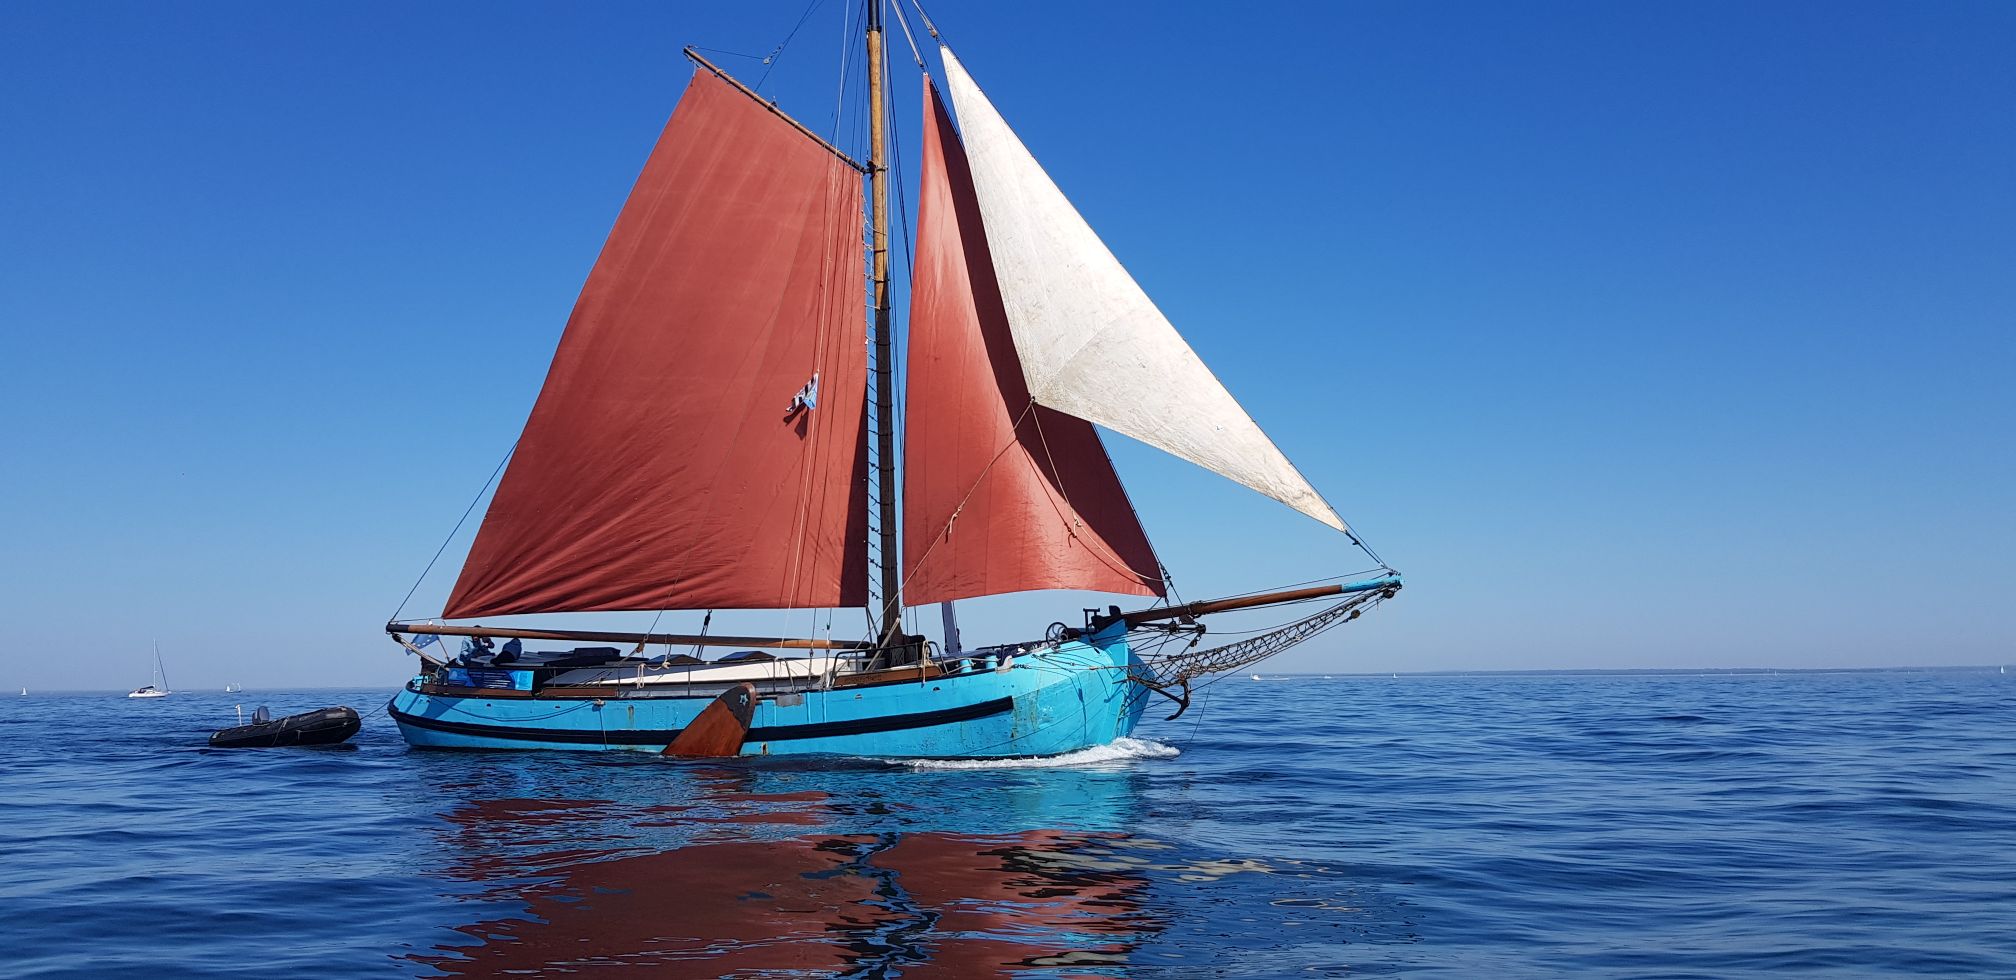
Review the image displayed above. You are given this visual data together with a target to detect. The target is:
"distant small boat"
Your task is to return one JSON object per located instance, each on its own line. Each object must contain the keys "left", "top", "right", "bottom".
{"left": 224, "top": 683, "right": 243, "bottom": 693}
{"left": 128, "top": 643, "right": 172, "bottom": 699}
{"left": 1250, "top": 674, "right": 1262, "bottom": 681}
{"left": 18, "top": 687, "right": 25, "bottom": 697}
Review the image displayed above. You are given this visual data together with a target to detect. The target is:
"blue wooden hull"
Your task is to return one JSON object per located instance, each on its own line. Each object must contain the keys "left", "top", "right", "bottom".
{"left": 388, "top": 627, "right": 1149, "bottom": 758}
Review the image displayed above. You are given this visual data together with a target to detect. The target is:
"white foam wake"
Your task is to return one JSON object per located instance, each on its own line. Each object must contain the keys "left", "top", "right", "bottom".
{"left": 903, "top": 736, "right": 1181, "bottom": 771}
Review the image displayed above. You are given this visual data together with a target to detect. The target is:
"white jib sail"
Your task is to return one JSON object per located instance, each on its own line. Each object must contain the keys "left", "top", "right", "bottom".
{"left": 939, "top": 48, "right": 1346, "bottom": 532}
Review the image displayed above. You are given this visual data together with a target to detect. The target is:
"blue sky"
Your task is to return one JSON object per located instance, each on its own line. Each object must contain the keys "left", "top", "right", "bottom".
{"left": 2, "top": 1, "right": 2010, "bottom": 690}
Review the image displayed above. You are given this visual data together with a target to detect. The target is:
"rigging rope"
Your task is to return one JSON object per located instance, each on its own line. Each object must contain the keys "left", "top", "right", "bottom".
{"left": 1125, "top": 581, "right": 1399, "bottom": 719}
{"left": 389, "top": 440, "right": 517, "bottom": 622}
{"left": 905, "top": 0, "right": 943, "bottom": 41}
{"left": 1027, "top": 406, "right": 1165, "bottom": 589}
{"left": 830, "top": 0, "right": 862, "bottom": 144}
{"left": 755, "top": 0, "right": 832, "bottom": 91}
{"left": 853, "top": 402, "right": 1039, "bottom": 647}
{"left": 888, "top": 0, "right": 928, "bottom": 70}
{"left": 688, "top": 46, "right": 768, "bottom": 62}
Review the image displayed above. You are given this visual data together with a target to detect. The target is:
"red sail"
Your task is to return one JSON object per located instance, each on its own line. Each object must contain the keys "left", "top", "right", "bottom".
{"left": 444, "top": 71, "right": 869, "bottom": 619}
{"left": 901, "top": 84, "right": 1163, "bottom": 605}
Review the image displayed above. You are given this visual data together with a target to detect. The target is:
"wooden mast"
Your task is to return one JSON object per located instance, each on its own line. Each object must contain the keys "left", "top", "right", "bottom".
{"left": 867, "top": 0, "right": 902, "bottom": 642}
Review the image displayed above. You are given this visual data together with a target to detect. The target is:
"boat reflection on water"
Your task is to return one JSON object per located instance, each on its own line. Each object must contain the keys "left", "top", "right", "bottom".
{"left": 409, "top": 763, "right": 1163, "bottom": 976}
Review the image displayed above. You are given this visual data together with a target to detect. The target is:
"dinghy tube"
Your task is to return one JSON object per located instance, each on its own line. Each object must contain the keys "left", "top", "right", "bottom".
{"left": 210, "top": 706, "right": 361, "bottom": 748}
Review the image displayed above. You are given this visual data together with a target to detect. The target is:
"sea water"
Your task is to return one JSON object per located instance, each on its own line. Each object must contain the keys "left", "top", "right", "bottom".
{"left": 2, "top": 670, "right": 2012, "bottom": 977}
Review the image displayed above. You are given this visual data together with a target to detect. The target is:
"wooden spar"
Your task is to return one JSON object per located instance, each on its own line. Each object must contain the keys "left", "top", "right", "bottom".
{"left": 386, "top": 621, "right": 875, "bottom": 651}
{"left": 1119, "top": 577, "right": 1403, "bottom": 627}
{"left": 1122, "top": 585, "right": 1347, "bottom": 625}
{"left": 867, "top": 1, "right": 902, "bottom": 643}
{"left": 682, "top": 48, "right": 868, "bottom": 173}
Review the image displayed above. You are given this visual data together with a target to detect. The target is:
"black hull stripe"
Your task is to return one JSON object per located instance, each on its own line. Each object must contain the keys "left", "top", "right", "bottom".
{"left": 388, "top": 695, "right": 1015, "bottom": 746}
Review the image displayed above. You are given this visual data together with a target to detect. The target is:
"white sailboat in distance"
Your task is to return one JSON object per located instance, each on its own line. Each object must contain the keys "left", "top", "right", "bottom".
{"left": 128, "top": 644, "right": 171, "bottom": 699}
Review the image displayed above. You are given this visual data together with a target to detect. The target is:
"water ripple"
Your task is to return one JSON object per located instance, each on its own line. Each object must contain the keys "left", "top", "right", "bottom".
{"left": 2, "top": 671, "right": 2013, "bottom": 976}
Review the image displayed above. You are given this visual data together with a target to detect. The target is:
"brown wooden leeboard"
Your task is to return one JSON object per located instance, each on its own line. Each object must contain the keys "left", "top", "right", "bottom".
{"left": 663, "top": 683, "right": 758, "bottom": 758}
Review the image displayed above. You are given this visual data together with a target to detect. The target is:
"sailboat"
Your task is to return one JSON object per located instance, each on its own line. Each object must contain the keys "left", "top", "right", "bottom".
{"left": 383, "top": 4, "right": 1401, "bottom": 757}
{"left": 129, "top": 644, "right": 171, "bottom": 699}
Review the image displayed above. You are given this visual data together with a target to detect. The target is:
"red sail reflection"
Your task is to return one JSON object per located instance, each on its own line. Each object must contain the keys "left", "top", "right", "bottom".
{"left": 411, "top": 792, "right": 1158, "bottom": 976}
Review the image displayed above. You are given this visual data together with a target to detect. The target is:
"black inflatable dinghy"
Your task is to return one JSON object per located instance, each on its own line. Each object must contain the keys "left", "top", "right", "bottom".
{"left": 210, "top": 706, "right": 361, "bottom": 748}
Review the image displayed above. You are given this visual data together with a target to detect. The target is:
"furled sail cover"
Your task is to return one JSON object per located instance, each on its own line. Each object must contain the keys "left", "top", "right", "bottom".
{"left": 444, "top": 71, "right": 869, "bottom": 618}
{"left": 903, "top": 84, "right": 1163, "bottom": 605}
{"left": 939, "top": 49, "right": 1347, "bottom": 532}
